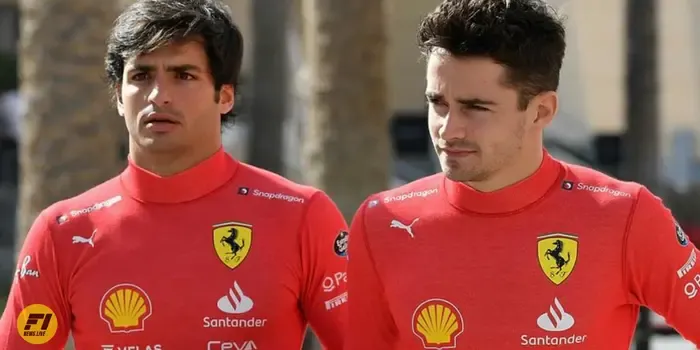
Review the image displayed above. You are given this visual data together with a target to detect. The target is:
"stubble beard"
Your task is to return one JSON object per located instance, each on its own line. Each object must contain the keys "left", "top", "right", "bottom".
{"left": 441, "top": 154, "right": 493, "bottom": 183}
{"left": 440, "top": 124, "right": 526, "bottom": 185}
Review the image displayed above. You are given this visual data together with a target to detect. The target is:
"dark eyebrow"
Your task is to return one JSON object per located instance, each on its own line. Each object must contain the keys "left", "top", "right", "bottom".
{"left": 128, "top": 64, "right": 204, "bottom": 73}
{"left": 457, "top": 98, "right": 497, "bottom": 107}
{"left": 425, "top": 92, "right": 497, "bottom": 107}
{"left": 425, "top": 92, "right": 443, "bottom": 101}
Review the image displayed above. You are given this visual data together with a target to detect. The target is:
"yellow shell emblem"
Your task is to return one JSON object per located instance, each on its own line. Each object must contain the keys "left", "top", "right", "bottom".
{"left": 99, "top": 283, "right": 152, "bottom": 333}
{"left": 412, "top": 298, "right": 464, "bottom": 349}
{"left": 537, "top": 233, "right": 579, "bottom": 285}
{"left": 213, "top": 222, "right": 253, "bottom": 269}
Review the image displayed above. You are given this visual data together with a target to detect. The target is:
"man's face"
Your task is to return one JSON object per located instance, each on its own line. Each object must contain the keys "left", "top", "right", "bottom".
{"left": 118, "top": 39, "right": 233, "bottom": 153}
{"left": 426, "top": 52, "right": 539, "bottom": 183}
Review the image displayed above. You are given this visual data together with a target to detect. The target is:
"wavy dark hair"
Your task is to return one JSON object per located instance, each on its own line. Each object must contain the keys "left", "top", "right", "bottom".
{"left": 418, "top": 0, "right": 566, "bottom": 110}
{"left": 105, "top": 0, "right": 244, "bottom": 126}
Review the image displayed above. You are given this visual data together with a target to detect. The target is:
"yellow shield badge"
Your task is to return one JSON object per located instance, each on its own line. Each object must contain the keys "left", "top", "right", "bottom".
{"left": 213, "top": 222, "right": 252, "bottom": 269}
{"left": 537, "top": 233, "right": 578, "bottom": 285}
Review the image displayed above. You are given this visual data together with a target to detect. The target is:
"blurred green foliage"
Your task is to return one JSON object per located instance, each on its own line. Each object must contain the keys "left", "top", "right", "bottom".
{"left": 0, "top": 53, "right": 18, "bottom": 93}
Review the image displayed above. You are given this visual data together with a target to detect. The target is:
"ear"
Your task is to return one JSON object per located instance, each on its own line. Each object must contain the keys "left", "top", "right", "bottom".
{"left": 218, "top": 84, "right": 235, "bottom": 115}
{"left": 116, "top": 84, "right": 124, "bottom": 117}
{"left": 532, "top": 91, "right": 558, "bottom": 128}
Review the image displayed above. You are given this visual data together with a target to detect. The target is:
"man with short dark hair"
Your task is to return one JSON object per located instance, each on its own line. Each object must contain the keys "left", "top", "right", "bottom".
{"left": 345, "top": 0, "right": 700, "bottom": 348}
{"left": 0, "top": 1, "right": 348, "bottom": 348}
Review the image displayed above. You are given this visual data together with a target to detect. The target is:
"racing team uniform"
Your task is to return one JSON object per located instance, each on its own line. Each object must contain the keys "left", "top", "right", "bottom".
{"left": 0, "top": 147, "right": 349, "bottom": 349}
{"left": 346, "top": 151, "right": 700, "bottom": 349}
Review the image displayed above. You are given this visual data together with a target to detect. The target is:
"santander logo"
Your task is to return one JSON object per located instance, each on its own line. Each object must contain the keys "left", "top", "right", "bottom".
{"left": 537, "top": 297, "right": 574, "bottom": 332}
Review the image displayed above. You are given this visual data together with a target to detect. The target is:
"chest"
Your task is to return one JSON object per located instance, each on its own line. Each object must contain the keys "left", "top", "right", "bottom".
{"left": 369, "top": 211, "right": 630, "bottom": 348}
{"left": 65, "top": 205, "right": 304, "bottom": 348}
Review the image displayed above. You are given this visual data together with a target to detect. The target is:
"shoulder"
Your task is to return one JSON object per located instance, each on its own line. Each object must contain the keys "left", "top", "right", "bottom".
{"left": 372, "top": 173, "right": 443, "bottom": 206}
{"left": 235, "top": 162, "right": 330, "bottom": 206}
{"left": 236, "top": 163, "right": 346, "bottom": 245}
{"left": 356, "top": 173, "right": 443, "bottom": 221}
{"left": 43, "top": 176, "right": 124, "bottom": 229}
{"left": 561, "top": 162, "right": 643, "bottom": 205}
{"left": 19, "top": 176, "right": 123, "bottom": 256}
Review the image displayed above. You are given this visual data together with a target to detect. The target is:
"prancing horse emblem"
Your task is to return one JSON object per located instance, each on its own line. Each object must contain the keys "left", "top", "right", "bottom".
{"left": 221, "top": 227, "right": 245, "bottom": 257}
{"left": 213, "top": 222, "right": 253, "bottom": 269}
{"left": 537, "top": 233, "right": 579, "bottom": 285}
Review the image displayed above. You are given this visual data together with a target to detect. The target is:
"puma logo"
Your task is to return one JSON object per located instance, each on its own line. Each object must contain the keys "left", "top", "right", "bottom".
{"left": 72, "top": 229, "right": 97, "bottom": 247}
{"left": 390, "top": 218, "right": 419, "bottom": 238}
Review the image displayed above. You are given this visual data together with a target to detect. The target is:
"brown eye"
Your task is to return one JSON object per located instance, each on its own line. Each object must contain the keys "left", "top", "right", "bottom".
{"left": 177, "top": 72, "right": 195, "bottom": 80}
{"left": 131, "top": 73, "right": 149, "bottom": 81}
{"left": 469, "top": 105, "right": 489, "bottom": 111}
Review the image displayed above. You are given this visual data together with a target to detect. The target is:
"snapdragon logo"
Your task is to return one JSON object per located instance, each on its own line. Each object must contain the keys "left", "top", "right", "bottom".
{"left": 71, "top": 195, "right": 122, "bottom": 216}
{"left": 383, "top": 188, "right": 438, "bottom": 203}
{"left": 252, "top": 189, "right": 304, "bottom": 204}
{"left": 57, "top": 195, "right": 122, "bottom": 224}
{"left": 576, "top": 183, "right": 631, "bottom": 198}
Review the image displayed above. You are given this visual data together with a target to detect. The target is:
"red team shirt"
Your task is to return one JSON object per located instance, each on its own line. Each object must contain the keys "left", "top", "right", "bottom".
{"left": 0, "top": 148, "right": 349, "bottom": 349}
{"left": 346, "top": 151, "right": 700, "bottom": 349}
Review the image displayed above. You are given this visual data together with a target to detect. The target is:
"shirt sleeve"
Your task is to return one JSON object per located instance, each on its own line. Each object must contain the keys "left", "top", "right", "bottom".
{"left": 0, "top": 211, "right": 70, "bottom": 349}
{"left": 345, "top": 200, "right": 398, "bottom": 350}
{"left": 299, "top": 191, "right": 349, "bottom": 350}
{"left": 625, "top": 186, "right": 700, "bottom": 345}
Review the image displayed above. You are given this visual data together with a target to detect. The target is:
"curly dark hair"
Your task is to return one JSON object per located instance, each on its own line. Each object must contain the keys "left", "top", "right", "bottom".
{"left": 418, "top": 0, "right": 566, "bottom": 110}
{"left": 105, "top": 0, "right": 244, "bottom": 126}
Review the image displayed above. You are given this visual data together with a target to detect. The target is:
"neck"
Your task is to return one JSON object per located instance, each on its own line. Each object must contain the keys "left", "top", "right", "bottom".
{"left": 128, "top": 140, "right": 222, "bottom": 177}
{"left": 466, "top": 142, "right": 544, "bottom": 193}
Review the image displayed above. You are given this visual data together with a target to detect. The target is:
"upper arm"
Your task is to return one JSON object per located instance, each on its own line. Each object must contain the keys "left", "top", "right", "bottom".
{"left": 0, "top": 211, "right": 70, "bottom": 349}
{"left": 345, "top": 200, "right": 397, "bottom": 350}
{"left": 299, "top": 191, "right": 349, "bottom": 350}
{"left": 625, "top": 186, "right": 700, "bottom": 345}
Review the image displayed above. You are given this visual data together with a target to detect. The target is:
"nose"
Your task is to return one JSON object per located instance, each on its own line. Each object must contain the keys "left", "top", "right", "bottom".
{"left": 437, "top": 112, "right": 467, "bottom": 142}
{"left": 147, "top": 80, "right": 172, "bottom": 106}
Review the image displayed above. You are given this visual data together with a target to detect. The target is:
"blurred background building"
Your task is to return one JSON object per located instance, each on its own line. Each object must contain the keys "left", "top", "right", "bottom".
{"left": 0, "top": 0, "right": 698, "bottom": 349}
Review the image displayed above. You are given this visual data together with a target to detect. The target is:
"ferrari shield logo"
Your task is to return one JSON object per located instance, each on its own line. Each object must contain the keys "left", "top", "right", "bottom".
{"left": 213, "top": 222, "right": 252, "bottom": 269}
{"left": 537, "top": 233, "right": 578, "bottom": 285}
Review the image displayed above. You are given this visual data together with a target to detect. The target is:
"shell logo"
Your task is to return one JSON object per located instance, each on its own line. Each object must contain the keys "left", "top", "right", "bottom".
{"left": 412, "top": 298, "right": 464, "bottom": 349}
{"left": 99, "top": 283, "right": 152, "bottom": 333}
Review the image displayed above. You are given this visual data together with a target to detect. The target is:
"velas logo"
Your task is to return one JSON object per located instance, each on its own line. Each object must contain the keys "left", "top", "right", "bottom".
{"left": 99, "top": 283, "right": 152, "bottom": 333}
{"left": 412, "top": 298, "right": 464, "bottom": 349}
{"left": 17, "top": 304, "right": 58, "bottom": 344}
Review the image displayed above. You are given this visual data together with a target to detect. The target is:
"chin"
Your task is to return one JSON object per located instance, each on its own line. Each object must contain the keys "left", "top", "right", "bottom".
{"left": 136, "top": 138, "right": 179, "bottom": 152}
{"left": 443, "top": 167, "right": 468, "bottom": 182}
{"left": 442, "top": 165, "right": 488, "bottom": 183}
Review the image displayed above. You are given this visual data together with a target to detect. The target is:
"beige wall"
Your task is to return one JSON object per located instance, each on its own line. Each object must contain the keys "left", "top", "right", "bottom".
{"left": 659, "top": 0, "right": 700, "bottom": 139}
{"left": 228, "top": 0, "right": 437, "bottom": 112}
{"left": 385, "top": 0, "right": 440, "bottom": 112}
{"left": 225, "top": 0, "right": 439, "bottom": 113}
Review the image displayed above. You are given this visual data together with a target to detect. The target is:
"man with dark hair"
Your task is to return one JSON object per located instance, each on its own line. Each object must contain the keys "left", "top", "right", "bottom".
{"left": 346, "top": 0, "right": 700, "bottom": 348}
{"left": 0, "top": 0, "right": 348, "bottom": 348}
